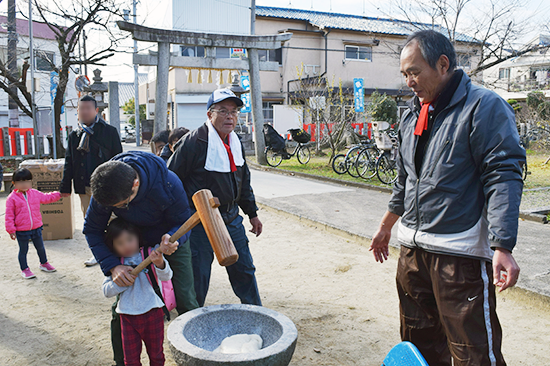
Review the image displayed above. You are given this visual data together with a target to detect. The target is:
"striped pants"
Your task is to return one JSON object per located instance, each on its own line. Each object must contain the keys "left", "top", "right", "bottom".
{"left": 396, "top": 246, "right": 506, "bottom": 366}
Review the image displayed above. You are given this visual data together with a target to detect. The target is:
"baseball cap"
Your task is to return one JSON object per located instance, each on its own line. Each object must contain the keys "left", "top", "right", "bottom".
{"left": 206, "top": 88, "right": 244, "bottom": 110}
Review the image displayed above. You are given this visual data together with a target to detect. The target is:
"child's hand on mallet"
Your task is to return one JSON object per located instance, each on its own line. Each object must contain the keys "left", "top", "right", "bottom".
{"left": 9, "top": 233, "right": 16, "bottom": 240}
{"left": 150, "top": 250, "right": 165, "bottom": 269}
{"left": 159, "top": 234, "right": 178, "bottom": 256}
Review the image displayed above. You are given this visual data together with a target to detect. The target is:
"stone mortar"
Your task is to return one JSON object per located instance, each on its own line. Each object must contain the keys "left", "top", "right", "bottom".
{"left": 168, "top": 304, "right": 298, "bottom": 366}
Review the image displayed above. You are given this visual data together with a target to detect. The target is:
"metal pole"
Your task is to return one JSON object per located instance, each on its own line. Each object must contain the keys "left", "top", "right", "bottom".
{"left": 8, "top": 0, "right": 19, "bottom": 127}
{"left": 133, "top": 0, "right": 141, "bottom": 146}
{"left": 29, "top": 0, "right": 39, "bottom": 157}
{"left": 250, "top": 0, "right": 256, "bottom": 35}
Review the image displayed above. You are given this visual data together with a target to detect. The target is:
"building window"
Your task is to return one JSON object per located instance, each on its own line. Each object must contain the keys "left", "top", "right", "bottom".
{"left": 263, "top": 101, "right": 281, "bottom": 123}
{"left": 457, "top": 54, "right": 471, "bottom": 68}
{"left": 345, "top": 45, "right": 372, "bottom": 62}
{"left": 216, "top": 47, "right": 231, "bottom": 59}
{"left": 499, "top": 68, "right": 510, "bottom": 79}
{"left": 181, "top": 46, "right": 205, "bottom": 57}
{"left": 35, "top": 50, "right": 55, "bottom": 71}
{"left": 258, "top": 48, "right": 282, "bottom": 64}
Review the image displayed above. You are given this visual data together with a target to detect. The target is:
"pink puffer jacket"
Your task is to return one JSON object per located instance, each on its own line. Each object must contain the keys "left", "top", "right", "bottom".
{"left": 5, "top": 189, "right": 61, "bottom": 234}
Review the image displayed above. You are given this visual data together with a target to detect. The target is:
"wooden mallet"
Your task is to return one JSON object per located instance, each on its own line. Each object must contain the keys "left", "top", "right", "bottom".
{"left": 130, "top": 189, "right": 239, "bottom": 276}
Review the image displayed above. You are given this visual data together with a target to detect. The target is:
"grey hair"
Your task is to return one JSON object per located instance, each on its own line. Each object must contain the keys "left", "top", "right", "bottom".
{"left": 404, "top": 30, "right": 457, "bottom": 73}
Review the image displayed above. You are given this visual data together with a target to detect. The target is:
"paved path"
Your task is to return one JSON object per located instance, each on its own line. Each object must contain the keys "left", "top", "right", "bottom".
{"left": 250, "top": 168, "right": 550, "bottom": 298}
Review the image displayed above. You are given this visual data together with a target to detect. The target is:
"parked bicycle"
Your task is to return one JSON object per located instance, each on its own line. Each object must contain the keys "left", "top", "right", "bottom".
{"left": 332, "top": 137, "right": 375, "bottom": 177}
{"left": 264, "top": 124, "right": 311, "bottom": 167}
{"left": 374, "top": 130, "right": 399, "bottom": 184}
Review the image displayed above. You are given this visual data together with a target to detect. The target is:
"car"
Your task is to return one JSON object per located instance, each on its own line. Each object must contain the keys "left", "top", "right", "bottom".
{"left": 120, "top": 123, "right": 135, "bottom": 142}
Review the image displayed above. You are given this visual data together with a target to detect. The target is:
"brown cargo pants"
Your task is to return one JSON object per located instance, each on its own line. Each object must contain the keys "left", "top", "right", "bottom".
{"left": 396, "top": 246, "right": 506, "bottom": 366}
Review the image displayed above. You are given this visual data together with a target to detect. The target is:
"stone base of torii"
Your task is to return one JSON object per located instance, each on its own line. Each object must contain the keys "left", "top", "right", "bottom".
{"left": 117, "top": 21, "right": 292, "bottom": 165}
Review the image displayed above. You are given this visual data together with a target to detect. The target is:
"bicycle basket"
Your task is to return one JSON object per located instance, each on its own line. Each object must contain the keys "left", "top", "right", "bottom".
{"left": 289, "top": 128, "right": 311, "bottom": 143}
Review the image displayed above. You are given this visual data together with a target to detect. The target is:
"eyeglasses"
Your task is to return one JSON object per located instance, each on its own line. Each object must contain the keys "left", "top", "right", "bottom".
{"left": 113, "top": 196, "right": 131, "bottom": 209}
{"left": 211, "top": 109, "right": 240, "bottom": 117}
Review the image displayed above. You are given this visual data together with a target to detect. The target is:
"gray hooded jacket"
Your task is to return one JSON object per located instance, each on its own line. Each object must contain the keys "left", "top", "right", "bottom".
{"left": 388, "top": 70, "right": 525, "bottom": 260}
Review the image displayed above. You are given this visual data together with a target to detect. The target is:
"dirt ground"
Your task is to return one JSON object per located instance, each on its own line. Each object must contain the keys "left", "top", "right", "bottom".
{"left": 0, "top": 196, "right": 549, "bottom": 366}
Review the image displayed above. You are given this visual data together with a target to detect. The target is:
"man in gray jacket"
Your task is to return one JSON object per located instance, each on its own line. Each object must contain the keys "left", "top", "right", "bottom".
{"left": 370, "top": 30, "right": 525, "bottom": 366}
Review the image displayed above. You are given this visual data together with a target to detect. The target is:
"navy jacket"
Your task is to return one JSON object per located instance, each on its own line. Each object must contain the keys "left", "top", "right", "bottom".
{"left": 83, "top": 151, "right": 193, "bottom": 276}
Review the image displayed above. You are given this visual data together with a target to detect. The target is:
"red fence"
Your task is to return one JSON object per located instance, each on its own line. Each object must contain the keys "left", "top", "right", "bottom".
{"left": 0, "top": 127, "right": 35, "bottom": 157}
{"left": 299, "top": 123, "right": 371, "bottom": 142}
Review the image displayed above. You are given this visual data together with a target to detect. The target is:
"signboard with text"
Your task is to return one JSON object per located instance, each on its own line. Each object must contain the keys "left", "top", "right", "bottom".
{"left": 354, "top": 78, "right": 364, "bottom": 113}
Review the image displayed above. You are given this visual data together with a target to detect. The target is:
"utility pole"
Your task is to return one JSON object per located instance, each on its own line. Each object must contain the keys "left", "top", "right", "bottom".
{"left": 133, "top": 0, "right": 141, "bottom": 146}
{"left": 8, "top": 0, "right": 19, "bottom": 127}
{"left": 250, "top": 0, "right": 256, "bottom": 35}
{"left": 83, "top": 29, "right": 88, "bottom": 76}
{"left": 29, "top": 0, "right": 39, "bottom": 157}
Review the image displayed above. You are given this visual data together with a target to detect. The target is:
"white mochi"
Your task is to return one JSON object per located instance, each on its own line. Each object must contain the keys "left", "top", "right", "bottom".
{"left": 214, "top": 334, "right": 263, "bottom": 354}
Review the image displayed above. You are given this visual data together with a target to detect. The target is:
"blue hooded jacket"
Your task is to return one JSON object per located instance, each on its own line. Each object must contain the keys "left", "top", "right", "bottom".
{"left": 83, "top": 151, "right": 193, "bottom": 276}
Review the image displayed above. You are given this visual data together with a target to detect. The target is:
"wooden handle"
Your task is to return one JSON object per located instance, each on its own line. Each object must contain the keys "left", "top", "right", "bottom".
{"left": 129, "top": 210, "right": 202, "bottom": 276}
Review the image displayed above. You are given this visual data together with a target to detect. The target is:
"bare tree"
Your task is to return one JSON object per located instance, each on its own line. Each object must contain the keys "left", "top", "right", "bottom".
{"left": 289, "top": 64, "right": 361, "bottom": 162}
{"left": 0, "top": 0, "right": 127, "bottom": 155}
{"left": 374, "top": 0, "right": 548, "bottom": 76}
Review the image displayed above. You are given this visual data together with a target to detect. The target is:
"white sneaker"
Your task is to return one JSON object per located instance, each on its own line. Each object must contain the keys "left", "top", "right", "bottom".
{"left": 84, "top": 257, "right": 98, "bottom": 266}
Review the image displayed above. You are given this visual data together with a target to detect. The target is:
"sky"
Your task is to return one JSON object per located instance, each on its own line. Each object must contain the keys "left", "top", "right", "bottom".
{"left": 0, "top": 0, "right": 549, "bottom": 83}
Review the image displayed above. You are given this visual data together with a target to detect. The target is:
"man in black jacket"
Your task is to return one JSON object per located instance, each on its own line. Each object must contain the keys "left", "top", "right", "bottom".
{"left": 60, "top": 95, "right": 122, "bottom": 266}
{"left": 168, "top": 89, "right": 263, "bottom": 306}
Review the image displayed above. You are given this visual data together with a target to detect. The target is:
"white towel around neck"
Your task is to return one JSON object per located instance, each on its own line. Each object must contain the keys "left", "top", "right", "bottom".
{"left": 204, "top": 120, "right": 245, "bottom": 173}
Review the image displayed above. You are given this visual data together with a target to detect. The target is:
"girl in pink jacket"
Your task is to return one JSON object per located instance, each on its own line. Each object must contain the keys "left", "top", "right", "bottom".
{"left": 5, "top": 168, "right": 61, "bottom": 279}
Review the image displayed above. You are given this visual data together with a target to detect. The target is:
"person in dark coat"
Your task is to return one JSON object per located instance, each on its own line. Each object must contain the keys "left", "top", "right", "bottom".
{"left": 60, "top": 94, "right": 122, "bottom": 266}
{"left": 84, "top": 151, "right": 198, "bottom": 366}
{"left": 168, "top": 88, "right": 262, "bottom": 307}
{"left": 160, "top": 127, "right": 190, "bottom": 163}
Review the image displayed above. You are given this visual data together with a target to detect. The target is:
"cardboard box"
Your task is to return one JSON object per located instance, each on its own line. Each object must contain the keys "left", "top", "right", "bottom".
{"left": 19, "top": 159, "right": 74, "bottom": 240}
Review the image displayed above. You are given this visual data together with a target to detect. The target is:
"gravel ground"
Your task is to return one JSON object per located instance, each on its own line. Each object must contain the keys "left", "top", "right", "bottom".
{"left": 521, "top": 188, "right": 550, "bottom": 211}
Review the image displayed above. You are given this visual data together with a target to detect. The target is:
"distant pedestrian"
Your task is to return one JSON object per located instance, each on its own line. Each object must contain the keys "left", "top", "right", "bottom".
{"left": 160, "top": 127, "right": 190, "bottom": 163}
{"left": 59, "top": 94, "right": 123, "bottom": 267}
{"left": 168, "top": 89, "right": 262, "bottom": 307}
{"left": 5, "top": 168, "right": 61, "bottom": 279}
{"left": 370, "top": 30, "right": 525, "bottom": 365}
{"left": 102, "top": 218, "right": 172, "bottom": 366}
{"left": 151, "top": 130, "right": 170, "bottom": 157}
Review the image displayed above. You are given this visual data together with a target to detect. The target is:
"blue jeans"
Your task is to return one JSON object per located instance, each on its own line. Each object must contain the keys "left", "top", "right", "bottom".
{"left": 190, "top": 215, "right": 262, "bottom": 306}
{"left": 16, "top": 227, "right": 48, "bottom": 271}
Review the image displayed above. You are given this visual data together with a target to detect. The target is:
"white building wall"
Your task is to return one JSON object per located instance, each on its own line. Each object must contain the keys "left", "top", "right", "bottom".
{"left": 0, "top": 33, "right": 78, "bottom": 140}
{"left": 172, "top": 0, "right": 250, "bottom": 35}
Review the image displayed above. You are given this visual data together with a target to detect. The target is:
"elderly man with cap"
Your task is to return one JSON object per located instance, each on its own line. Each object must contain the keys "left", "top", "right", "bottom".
{"left": 168, "top": 88, "right": 262, "bottom": 306}
{"left": 370, "top": 30, "right": 525, "bottom": 365}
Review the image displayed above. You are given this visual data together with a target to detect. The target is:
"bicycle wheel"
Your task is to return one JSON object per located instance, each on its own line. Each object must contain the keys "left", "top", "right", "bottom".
{"left": 356, "top": 147, "right": 378, "bottom": 179}
{"left": 265, "top": 148, "right": 283, "bottom": 167}
{"left": 345, "top": 147, "right": 362, "bottom": 178}
{"left": 376, "top": 153, "right": 398, "bottom": 184}
{"left": 332, "top": 154, "right": 348, "bottom": 174}
{"left": 297, "top": 145, "right": 311, "bottom": 164}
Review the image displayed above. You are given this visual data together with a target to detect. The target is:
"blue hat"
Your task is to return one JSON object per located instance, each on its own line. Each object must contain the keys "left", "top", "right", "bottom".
{"left": 206, "top": 88, "right": 244, "bottom": 110}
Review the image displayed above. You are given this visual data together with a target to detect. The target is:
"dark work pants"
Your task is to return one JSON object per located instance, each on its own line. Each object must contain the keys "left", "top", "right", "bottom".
{"left": 16, "top": 227, "right": 47, "bottom": 270}
{"left": 396, "top": 246, "right": 506, "bottom": 366}
{"left": 190, "top": 214, "right": 262, "bottom": 307}
{"left": 111, "top": 239, "right": 198, "bottom": 365}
